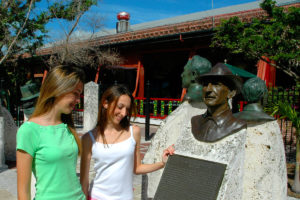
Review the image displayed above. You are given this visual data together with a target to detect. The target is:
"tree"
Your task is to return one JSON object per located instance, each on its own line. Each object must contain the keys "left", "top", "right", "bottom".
{"left": 47, "top": 3, "right": 122, "bottom": 69}
{"left": 47, "top": 40, "right": 122, "bottom": 69}
{"left": 1, "top": 1, "right": 121, "bottom": 107}
{"left": 211, "top": 0, "right": 300, "bottom": 82}
{"left": 0, "top": 0, "right": 97, "bottom": 65}
{"left": 0, "top": 0, "right": 98, "bottom": 112}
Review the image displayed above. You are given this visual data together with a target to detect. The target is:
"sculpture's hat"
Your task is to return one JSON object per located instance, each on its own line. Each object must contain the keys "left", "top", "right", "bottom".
{"left": 196, "top": 62, "right": 243, "bottom": 93}
{"left": 20, "top": 82, "right": 40, "bottom": 101}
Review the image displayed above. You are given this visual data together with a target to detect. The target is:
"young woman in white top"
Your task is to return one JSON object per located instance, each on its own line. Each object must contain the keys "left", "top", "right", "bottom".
{"left": 80, "top": 85, "right": 175, "bottom": 200}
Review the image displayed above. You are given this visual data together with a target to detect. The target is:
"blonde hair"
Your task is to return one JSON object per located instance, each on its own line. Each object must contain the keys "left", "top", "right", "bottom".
{"left": 31, "top": 65, "right": 85, "bottom": 154}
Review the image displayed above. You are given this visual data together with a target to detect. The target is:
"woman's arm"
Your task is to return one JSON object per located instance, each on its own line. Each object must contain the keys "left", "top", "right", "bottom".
{"left": 133, "top": 126, "right": 175, "bottom": 175}
{"left": 80, "top": 133, "right": 93, "bottom": 199}
{"left": 17, "top": 150, "right": 32, "bottom": 200}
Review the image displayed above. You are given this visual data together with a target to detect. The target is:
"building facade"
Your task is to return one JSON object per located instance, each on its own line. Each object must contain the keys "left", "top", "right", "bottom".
{"left": 37, "top": 0, "right": 300, "bottom": 98}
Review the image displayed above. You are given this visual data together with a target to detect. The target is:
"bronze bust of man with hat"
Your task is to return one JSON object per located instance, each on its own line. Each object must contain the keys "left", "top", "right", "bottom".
{"left": 191, "top": 62, "right": 246, "bottom": 142}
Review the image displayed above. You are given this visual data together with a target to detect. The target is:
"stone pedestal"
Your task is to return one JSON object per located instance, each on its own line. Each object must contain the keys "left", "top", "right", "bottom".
{"left": 175, "top": 120, "right": 247, "bottom": 200}
{"left": 143, "top": 101, "right": 207, "bottom": 198}
{"left": 243, "top": 120, "right": 287, "bottom": 200}
{"left": 0, "top": 104, "right": 17, "bottom": 168}
{"left": 1, "top": 106, "right": 18, "bottom": 161}
{"left": 0, "top": 115, "right": 8, "bottom": 169}
{"left": 83, "top": 82, "right": 99, "bottom": 133}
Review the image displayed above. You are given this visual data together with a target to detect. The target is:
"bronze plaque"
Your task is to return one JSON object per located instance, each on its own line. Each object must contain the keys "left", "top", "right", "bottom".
{"left": 154, "top": 154, "right": 226, "bottom": 200}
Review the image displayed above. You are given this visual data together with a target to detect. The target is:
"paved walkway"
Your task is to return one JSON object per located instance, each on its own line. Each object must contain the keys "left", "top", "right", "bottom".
{"left": 0, "top": 123, "right": 156, "bottom": 200}
{"left": 0, "top": 168, "right": 17, "bottom": 200}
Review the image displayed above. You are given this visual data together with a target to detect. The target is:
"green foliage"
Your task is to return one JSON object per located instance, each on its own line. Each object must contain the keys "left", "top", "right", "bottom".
{"left": 266, "top": 101, "right": 300, "bottom": 136}
{"left": 0, "top": 0, "right": 46, "bottom": 56}
{"left": 211, "top": 0, "right": 300, "bottom": 81}
{"left": 0, "top": 0, "right": 98, "bottom": 63}
{"left": 0, "top": 0, "right": 97, "bottom": 108}
{"left": 264, "top": 86, "right": 299, "bottom": 133}
{"left": 264, "top": 85, "right": 300, "bottom": 139}
{"left": 49, "top": 0, "right": 97, "bottom": 20}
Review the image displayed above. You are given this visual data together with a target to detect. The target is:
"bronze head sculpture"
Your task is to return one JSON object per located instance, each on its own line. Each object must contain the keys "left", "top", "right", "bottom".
{"left": 234, "top": 77, "right": 274, "bottom": 122}
{"left": 181, "top": 55, "right": 211, "bottom": 102}
{"left": 191, "top": 63, "right": 246, "bottom": 142}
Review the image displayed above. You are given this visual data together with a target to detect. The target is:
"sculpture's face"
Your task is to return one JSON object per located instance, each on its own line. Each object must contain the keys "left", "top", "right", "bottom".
{"left": 202, "top": 80, "right": 230, "bottom": 107}
{"left": 184, "top": 83, "right": 203, "bottom": 102}
{"left": 181, "top": 68, "right": 193, "bottom": 88}
{"left": 181, "top": 60, "right": 193, "bottom": 88}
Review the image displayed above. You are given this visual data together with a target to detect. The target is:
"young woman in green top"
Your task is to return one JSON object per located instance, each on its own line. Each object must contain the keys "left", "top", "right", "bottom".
{"left": 17, "top": 65, "right": 86, "bottom": 200}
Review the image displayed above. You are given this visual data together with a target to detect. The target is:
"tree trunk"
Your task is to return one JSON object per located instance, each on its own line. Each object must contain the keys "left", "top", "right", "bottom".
{"left": 0, "top": 0, "right": 34, "bottom": 65}
{"left": 292, "top": 132, "right": 300, "bottom": 193}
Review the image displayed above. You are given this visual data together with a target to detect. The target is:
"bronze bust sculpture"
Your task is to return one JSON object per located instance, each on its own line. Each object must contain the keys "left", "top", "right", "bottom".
{"left": 234, "top": 77, "right": 274, "bottom": 122}
{"left": 143, "top": 55, "right": 211, "bottom": 198}
{"left": 234, "top": 78, "right": 287, "bottom": 199}
{"left": 191, "top": 63, "right": 246, "bottom": 142}
{"left": 181, "top": 55, "right": 211, "bottom": 102}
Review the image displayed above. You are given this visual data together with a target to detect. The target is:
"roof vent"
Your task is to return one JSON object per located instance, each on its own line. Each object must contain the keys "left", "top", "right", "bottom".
{"left": 116, "top": 12, "right": 130, "bottom": 33}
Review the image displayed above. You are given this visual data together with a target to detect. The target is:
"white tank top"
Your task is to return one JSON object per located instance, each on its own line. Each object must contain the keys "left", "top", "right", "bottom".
{"left": 88, "top": 126, "right": 136, "bottom": 200}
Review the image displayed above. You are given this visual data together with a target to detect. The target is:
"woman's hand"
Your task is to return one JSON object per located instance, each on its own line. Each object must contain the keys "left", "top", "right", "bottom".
{"left": 162, "top": 144, "right": 175, "bottom": 165}
{"left": 133, "top": 126, "right": 174, "bottom": 174}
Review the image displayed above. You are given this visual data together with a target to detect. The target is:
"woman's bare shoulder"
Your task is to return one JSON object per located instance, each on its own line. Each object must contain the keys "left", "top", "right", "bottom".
{"left": 131, "top": 124, "right": 141, "bottom": 141}
{"left": 81, "top": 132, "right": 91, "bottom": 142}
{"left": 131, "top": 124, "right": 141, "bottom": 133}
{"left": 82, "top": 128, "right": 97, "bottom": 143}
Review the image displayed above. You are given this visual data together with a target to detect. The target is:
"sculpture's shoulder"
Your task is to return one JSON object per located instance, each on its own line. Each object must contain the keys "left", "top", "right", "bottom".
{"left": 191, "top": 114, "right": 203, "bottom": 123}
{"left": 191, "top": 114, "right": 206, "bottom": 133}
{"left": 234, "top": 111, "right": 275, "bottom": 122}
{"left": 229, "top": 115, "right": 247, "bottom": 133}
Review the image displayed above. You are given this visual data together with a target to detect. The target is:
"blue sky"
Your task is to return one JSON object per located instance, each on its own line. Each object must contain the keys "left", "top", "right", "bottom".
{"left": 92, "top": 0, "right": 258, "bottom": 27}
{"left": 43, "top": 0, "right": 258, "bottom": 42}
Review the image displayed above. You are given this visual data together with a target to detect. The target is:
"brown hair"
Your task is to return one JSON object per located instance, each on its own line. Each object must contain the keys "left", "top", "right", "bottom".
{"left": 96, "top": 85, "right": 136, "bottom": 144}
{"left": 31, "top": 65, "right": 85, "bottom": 154}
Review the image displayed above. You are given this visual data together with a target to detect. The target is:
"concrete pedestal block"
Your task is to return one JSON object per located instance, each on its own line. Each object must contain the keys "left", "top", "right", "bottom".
{"left": 0, "top": 116, "right": 8, "bottom": 169}
{"left": 83, "top": 82, "right": 99, "bottom": 133}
